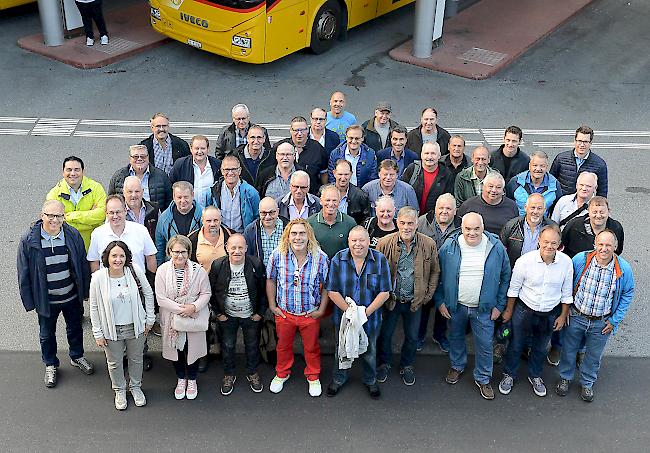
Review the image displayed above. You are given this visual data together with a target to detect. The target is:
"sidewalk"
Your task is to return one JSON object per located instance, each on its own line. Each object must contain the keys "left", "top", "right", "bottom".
{"left": 17, "top": 2, "right": 168, "bottom": 69}
{"left": 390, "top": 0, "right": 595, "bottom": 79}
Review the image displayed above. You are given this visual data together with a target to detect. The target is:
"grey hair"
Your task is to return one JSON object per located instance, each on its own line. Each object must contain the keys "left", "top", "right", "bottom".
{"left": 483, "top": 172, "right": 505, "bottom": 186}
{"left": 374, "top": 195, "right": 395, "bottom": 211}
{"left": 461, "top": 212, "right": 484, "bottom": 228}
{"left": 232, "top": 104, "right": 250, "bottom": 116}
{"left": 435, "top": 193, "right": 456, "bottom": 209}
{"left": 172, "top": 181, "right": 194, "bottom": 194}
{"left": 397, "top": 206, "right": 419, "bottom": 221}
{"left": 290, "top": 170, "right": 310, "bottom": 185}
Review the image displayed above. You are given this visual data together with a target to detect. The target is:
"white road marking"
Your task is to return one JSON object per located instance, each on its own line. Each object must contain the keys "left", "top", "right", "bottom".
{"left": 1, "top": 116, "right": 649, "bottom": 150}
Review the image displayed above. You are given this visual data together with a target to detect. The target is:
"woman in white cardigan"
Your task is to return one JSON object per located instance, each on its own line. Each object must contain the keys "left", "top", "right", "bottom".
{"left": 155, "top": 235, "right": 211, "bottom": 400}
{"left": 89, "top": 241, "right": 155, "bottom": 410}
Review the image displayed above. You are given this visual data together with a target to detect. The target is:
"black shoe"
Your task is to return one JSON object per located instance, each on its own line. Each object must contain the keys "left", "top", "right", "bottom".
{"left": 143, "top": 354, "right": 153, "bottom": 372}
{"left": 580, "top": 386, "right": 594, "bottom": 402}
{"left": 400, "top": 366, "right": 416, "bottom": 386}
{"left": 326, "top": 382, "right": 342, "bottom": 397}
{"left": 555, "top": 378, "right": 570, "bottom": 397}
{"left": 44, "top": 365, "right": 57, "bottom": 388}
{"left": 198, "top": 356, "right": 210, "bottom": 373}
{"left": 366, "top": 383, "right": 381, "bottom": 399}
{"left": 376, "top": 364, "right": 390, "bottom": 383}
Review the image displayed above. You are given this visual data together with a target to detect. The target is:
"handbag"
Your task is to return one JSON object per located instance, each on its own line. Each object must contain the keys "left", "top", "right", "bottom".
{"left": 129, "top": 265, "right": 146, "bottom": 310}
{"left": 170, "top": 291, "right": 209, "bottom": 332}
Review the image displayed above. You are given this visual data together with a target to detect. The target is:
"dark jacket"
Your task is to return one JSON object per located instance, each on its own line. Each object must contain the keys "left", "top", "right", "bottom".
{"left": 187, "top": 226, "right": 233, "bottom": 263}
{"left": 561, "top": 215, "right": 624, "bottom": 258}
{"left": 377, "top": 147, "right": 419, "bottom": 177}
{"left": 312, "top": 128, "right": 340, "bottom": 155}
{"left": 243, "top": 218, "right": 288, "bottom": 261}
{"left": 255, "top": 164, "right": 287, "bottom": 198}
{"left": 277, "top": 192, "right": 321, "bottom": 223}
{"left": 134, "top": 199, "right": 160, "bottom": 240}
{"left": 549, "top": 149, "right": 608, "bottom": 197}
{"left": 362, "top": 118, "right": 399, "bottom": 152}
{"left": 17, "top": 221, "right": 90, "bottom": 317}
{"left": 140, "top": 133, "right": 190, "bottom": 167}
{"left": 439, "top": 153, "right": 470, "bottom": 180}
{"left": 417, "top": 211, "right": 460, "bottom": 250}
{"left": 499, "top": 215, "right": 556, "bottom": 268}
{"left": 345, "top": 184, "right": 371, "bottom": 225}
{"left": 490, "top": 146, "right": 530, "bottom": 182}
{"left": 209, "top": 255, "right": 267, "bottom": 317}
{"left": 108, "top": 165, "right": 172, "bottom": 209}
{"left": 406, "top": 125, "right": 451, "bottom": 157}
{"left": 215, "top": 123, "right": 272, "bottom": 160}
{"left": 327, "top": 142, "right": 378, "bottom": 188}
{"left": 273, "top": 138, "right": 328, "bottom": 195}
{"left": 169, "top": 155, "right": 222, "bottom": 185}
{"left": 456, "top": 195, "right": 519, "bottom": 235}
{"left": 401, "top": 163, "right": 455, "bottom": 213}
{"left": 232, "top": 143, "right": 276, "bottom": 187}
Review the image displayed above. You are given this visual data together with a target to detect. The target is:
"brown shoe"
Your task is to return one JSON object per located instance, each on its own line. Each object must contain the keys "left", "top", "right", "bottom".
{"left": 475, "top": 381, "right": 495, "bottom": 400}
{"left": 445, "top": 368, "right": 463, "bottom": 385}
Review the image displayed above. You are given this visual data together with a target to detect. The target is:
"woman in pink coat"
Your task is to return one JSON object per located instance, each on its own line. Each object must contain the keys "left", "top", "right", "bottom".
{"left": 155, "top": 235, "right": 211, "bottom": 400}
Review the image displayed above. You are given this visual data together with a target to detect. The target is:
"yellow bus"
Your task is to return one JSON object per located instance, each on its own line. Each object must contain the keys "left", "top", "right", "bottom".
{"left": 149, "top": 0, "right": 415, "bottom": 63}
{"left": 0, "top": 0, "right": 35, "bottom": 10}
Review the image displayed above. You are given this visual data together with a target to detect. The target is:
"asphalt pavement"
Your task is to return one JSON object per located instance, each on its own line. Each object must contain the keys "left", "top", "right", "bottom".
{"left": 2, "top": 351, "right": 649, "bottom": 452}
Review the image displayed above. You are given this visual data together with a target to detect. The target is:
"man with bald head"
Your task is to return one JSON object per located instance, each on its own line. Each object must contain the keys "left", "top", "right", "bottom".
{"left": 454, "top": 146, "right": 498, "bottom": 207}
{"left": 308, "top": 185, "right": 357, "bottom": 259}
{"left": 244, "top": 197, "right": 287, "bottom": 264}
{"left": 209, "top": 233, "right": 267, "bottom": 395}
{"left": 278, "top": 171, "right": 322, "bottom": 221}
{"left": 435, "top": 212, "right": 511, "bottom": 400}
{"left": 258, "top": 142, "right": 296, "bottom": 200}
{"left": 326, "top": 91, "right": 357, "bottom": 142}
{"left": 551, "top": 171, "right": 597, "bottom": 229}
{"left": 556, "top": 230, "right": 634, "bottom": 402}
{"left": 18, "top": 200, "right": 94, "bottom": 388}
{"left": 326, "top": 226, "right": 392, "bottom": 399}
{"left": 457, "top": 172, "right": 519, "bottom": 235}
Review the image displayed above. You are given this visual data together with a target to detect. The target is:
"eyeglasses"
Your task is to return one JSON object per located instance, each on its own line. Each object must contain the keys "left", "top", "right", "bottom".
{"left": 106, "top": 210, "right": 124, "bottom": 216}
{"left": 576, "top": 139, "right": 591, "bottom": 145}
{"left": 222, "top": 167, "right": 241, "bottom": 174}
{"left": 260, "top": 210, "right": 277, "bottom": 217}
{"left": 130, "top": 154, "right": 148, "bottom": 160}
{"left": 311, "top": 117, "right": 326, "bottom": 122}
{"left": 291, "top": 184, "right": 308, "bottom": 190}
{"left": 293, "top": 270, "right": 301, "bottom": 286}
{"left": 248, "top": 135, "right": 265, "bottom": 141}
{"left": 43, "top": 213, "right": 65, "bottom": 221}
{"left": 170, "top": 250, "right": 188, "bottom": 256}
{"left": 291, "top": 128, "right": 308, "bottom": 134}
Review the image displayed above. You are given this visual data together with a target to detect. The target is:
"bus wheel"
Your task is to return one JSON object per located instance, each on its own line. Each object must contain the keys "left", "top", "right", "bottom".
{"left": 310, "top": 0, "right": 341, "bottom": 54}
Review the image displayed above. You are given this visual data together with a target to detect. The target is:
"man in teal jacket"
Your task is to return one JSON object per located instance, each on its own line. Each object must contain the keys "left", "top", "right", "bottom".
{"left": 435, "top": 212, "right": 511, "bottom": 400}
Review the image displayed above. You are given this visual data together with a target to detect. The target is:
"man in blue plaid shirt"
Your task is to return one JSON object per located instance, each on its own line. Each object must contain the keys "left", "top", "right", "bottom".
{"left": 325, "top": 226, "right": 392, "bottom": 399}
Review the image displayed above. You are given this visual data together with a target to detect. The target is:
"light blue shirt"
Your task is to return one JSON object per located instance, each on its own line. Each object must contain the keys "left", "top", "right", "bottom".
{"left": 326, "top": 111, "right": 357, "bottom": 143}
{"left": 339, "top": 189, "right": 349, "bottom": 214}
{"left": 361, "top": 179, "right": 419, "bottom": 216}
{"left": 574, "top": 150, "right": 590, "bottom": 170}
{"left": 522, "top": 220, "right": 541, "bottom": 255}
{"left": 129, "top": 166, "right": 150, "bottom": 201}
{"left": 221, "top": 181, "right": 243, "bottom": 233}
{"left": 344, "top": 149, "right": 361, "bottom": 186}
{"left": 68, "top": 185, "right": 83, "bottom": 206}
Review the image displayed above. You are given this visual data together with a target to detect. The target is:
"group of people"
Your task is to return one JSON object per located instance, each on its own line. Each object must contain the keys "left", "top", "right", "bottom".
{"left": 17, "top": 91, "right": 634, "bottom": 410}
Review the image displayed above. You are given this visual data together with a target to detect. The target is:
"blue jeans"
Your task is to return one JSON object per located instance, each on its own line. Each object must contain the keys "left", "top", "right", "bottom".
{"left": 418, "top": 301, "right": 448, "bottom": 342}
{"left": 558, "top": 310, "right": 610, "bottom": 388}
{"left": 504, "top": 303, "right": 556, "bottom": 379}
{"left": 377, "top": 303, "right": 422, "bottom": 369}
{"left": 38, "top": 300, "right": 84, "bottom": 367}
{"left": 219, "top": 316, "right": 261, "bottom": 375}
{"left": 448, "top": 304, "right": 494, "bottom": 384}
{"left": 333, "top": 327, "right": 379, "bottom": 385}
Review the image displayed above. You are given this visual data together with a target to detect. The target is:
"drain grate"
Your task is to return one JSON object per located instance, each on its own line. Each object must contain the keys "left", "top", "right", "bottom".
{"left": 458, "top": 47, "right": 508, "bottom": 66}
{"left": 89, "top": 37, "right": 140, "bottom": 55}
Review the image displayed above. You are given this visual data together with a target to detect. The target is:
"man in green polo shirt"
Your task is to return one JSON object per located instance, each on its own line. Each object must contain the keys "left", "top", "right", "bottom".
{"left": 308, "top": 185, "right": 357, "bottom": 259}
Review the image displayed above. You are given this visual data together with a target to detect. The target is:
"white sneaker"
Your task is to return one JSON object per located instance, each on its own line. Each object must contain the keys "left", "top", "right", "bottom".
{"left": 86, "top": 37, "right": 94, "bottom": 46}
{"left": 115, "top": 390, "right": 127, "bottom": 410}
{"left": 130, "top": 387, "right": 147, "bottom": 407}
{"left": 308, "top": 379, "right": 322, "bottom": 397}
{"left": 186, "top": 379, "right": 198, "bottom": 400}
{"left": 100, "top": 35, "right": 109, "bottom": 45}
{"left": 174, "top": 379, "right": 186, "bottom": 400}
{"left": 269, "top": 375, "right": 289, "bottom": 393}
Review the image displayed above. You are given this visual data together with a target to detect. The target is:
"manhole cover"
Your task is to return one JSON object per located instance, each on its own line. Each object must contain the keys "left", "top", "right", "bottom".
{"left": 91, "top": 37, "right": 139, "bottom": 55}
{"left": 458, "top": 47, "right": 508, "bottom": 66}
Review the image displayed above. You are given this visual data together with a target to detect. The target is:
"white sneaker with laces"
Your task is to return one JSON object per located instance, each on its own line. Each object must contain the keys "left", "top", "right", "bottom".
{"left": 186, "top": 379, "right": 198, "bottom": 400}
{"left": 86, "top": 37, "right": 94, "bottom": 46}
{"left": 130, "top": 387, "right": 147, "bottom": 407}
{"left": 100, "top": 35, "right": 109, "bottom": 45}
{"left": 269, "top": 375, "right": 289, "bottom": 393}
{"left": 174, "top": 378, "right": 187, "bottom": 400}
{"left": 115, "top": 390, "right": 127, "bottom": 410}
{"left": 308, "top": 379, "right": 322, "bottom": 397}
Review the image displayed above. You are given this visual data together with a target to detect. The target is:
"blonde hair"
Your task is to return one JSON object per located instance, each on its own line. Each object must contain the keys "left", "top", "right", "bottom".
{"left": 278, "top": 219, "right": 321, "bottom": 255}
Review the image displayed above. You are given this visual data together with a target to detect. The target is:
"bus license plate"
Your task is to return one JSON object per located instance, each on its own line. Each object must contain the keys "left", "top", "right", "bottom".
{"left": 187, "top": 39, "right": 202, "bottom": 49}
{"left": 232, "top": 36, "right": 251, "bottom": 49}
{"left": 150, "top": 7, "right": 161, "bottom": 20}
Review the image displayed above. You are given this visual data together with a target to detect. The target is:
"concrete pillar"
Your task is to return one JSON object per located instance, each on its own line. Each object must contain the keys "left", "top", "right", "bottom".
{"left": 37, "top": 0, "right": 64, "bottom": 46}
{"left": 412, "top": 0, "right": 447, "bottom": 58}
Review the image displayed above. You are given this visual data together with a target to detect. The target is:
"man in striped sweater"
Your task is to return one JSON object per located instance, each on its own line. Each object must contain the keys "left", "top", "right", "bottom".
{"left": 17, "top": 200, "right": 94, "bottom": 388}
